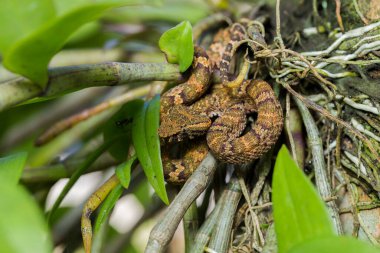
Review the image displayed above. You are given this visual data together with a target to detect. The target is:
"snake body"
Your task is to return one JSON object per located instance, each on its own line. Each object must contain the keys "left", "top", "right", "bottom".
{"left": 159, "top": 21, "right": 283, "bottom": 184}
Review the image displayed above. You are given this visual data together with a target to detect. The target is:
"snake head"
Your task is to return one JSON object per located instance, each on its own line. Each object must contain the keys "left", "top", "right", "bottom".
{"left": 159, "top": 105, "right": 211, "bottom": 143}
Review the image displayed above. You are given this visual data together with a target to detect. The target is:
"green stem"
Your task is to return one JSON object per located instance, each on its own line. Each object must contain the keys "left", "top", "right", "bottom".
{"left": 0, "top": 62, "right": 181, "bottom": 111}
{"left": 190, "top": 192, "right": 226, "bottom": 253}
{"left": 183, "top": 201, "right": 199, "bottom": 253}
{"left": 208, "top": 174, "right": 242, "bottom": 253}
{"left": 21, "top": 153, "right": 116, "bottom": 184}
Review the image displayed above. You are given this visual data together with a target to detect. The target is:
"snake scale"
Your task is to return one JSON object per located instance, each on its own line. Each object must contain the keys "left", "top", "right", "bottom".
{"left": 159, "top": 20, "right": 283, "bottom": 184}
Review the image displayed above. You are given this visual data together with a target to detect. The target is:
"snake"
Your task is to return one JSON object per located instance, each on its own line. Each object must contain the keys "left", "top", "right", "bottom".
{"left": 159, "top": 21, "right": 283, "bottom": 184}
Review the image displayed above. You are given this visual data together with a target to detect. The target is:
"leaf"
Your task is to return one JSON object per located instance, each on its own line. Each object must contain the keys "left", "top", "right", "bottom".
{"left": 93, "top": 184, "right": 123, "bottom": 233}
{"left": 0, "top": 183, "right": 53, "bottom": 253}
{"left": 158, "top": 20, "right": 194, "bottom": 72}
{"left": 115, "top": 155, "right": 137, "bottom": 188}
{"left": 0, "top": 0, "right": 55, "bottom": 52}
{"left": 103, "top": 100, "right": 144, "bottom": 161}
{"left": 272, "top": 145, "right": 335, "bottom": 253}
{"left": 288, "top": 236, "right": 380, "bottom": 253}
{"left": 132, "top": 99, "right": 169, "bottom": 205}
{"left": 0, "top": 0, "right": 153, "bottom": 87}
{"left": 0, "top": 152, "right": 28, "bottom": 184}
{"left": 131, "top": 103, "right": 154, "bottom": 179}
{"left": 145, "top": 95, "right": 168, "bottom": 204}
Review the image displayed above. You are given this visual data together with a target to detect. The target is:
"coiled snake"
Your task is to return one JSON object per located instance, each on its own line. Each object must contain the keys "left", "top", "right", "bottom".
{"left": 159, "top": 20, "right": 283, "bottom": 184}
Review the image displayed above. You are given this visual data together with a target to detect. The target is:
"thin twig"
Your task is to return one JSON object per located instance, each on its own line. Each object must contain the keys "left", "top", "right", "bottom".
{"left": 281, "top": 80, "right": 380, "bottom": 164}
{"left": 285, "top": 93, "right": 298, "bottom": 162}
{"left": 335, "top": 0, "right": 344, "bottom": 32}
{"left": 302, "top": 21, "right": 380, "bottom": 56}
{"left": 234, "top": 150, "right": 273, "bottom": 228}
{"left": 36, "top": 85, "right": 151, "bottom": 146}
{"left": 352, "top": 0, "right": 369, "bottom": 25}
{"left": 275, "top": 0, "right": 285, "bottom": 56}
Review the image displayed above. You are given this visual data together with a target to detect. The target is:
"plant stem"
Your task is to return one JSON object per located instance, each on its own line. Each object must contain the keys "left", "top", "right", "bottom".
{"left": 21, "top": 153, "right": 116, "bottom": 184}
{"left": 28, "top": 108, "right": 117, "bottom": 167}
{"left": 183, "top": 201, "right": 199, "bottom": 253}
{"left": 0, "top": 62, "right": 182, "bottom": 111}
{"left": 208, "top": 173, "right": 242, "bottom": 253}
{"left": 190, "top": 192, "right": 226, "bottom": 253}
{"left": 145, "top": 153, "right": 217, "bottom": 253}
{"left": 36, "top": 85, "right": 150, "bottom": 146}
{"left": 294, "top": 97, "right": 344, "bottom": 235}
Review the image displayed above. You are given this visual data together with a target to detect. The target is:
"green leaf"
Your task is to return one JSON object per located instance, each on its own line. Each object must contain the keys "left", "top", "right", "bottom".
{"left": 145, "top": 95, "right": 168, "bottom": 204}
{"left": 0, "top": 0, "right": 152, "bottom": 87}
{"left": 132, "top": 99, "right": 169, "bottom": 205}
{"left": 93, "top": 184, "right": 123, "bottom": 233}
{"left": 0, "top": 0, "right": 55, "bottom": 52}
{"left": 288, "top": 236, "right": 380, "bottom": 253}
{"left": 0, "top": 153, "right": 28, "bottom": 184}
{"left": 132, "top": 102, "right": 156, "bottom": 187}
{"left": 272, "top": 145, "right": 335, "bottom": 253}
{"left": 116, "top": 155, "right": 137, "bottom": 188}
{"left": 0, "top": 183, "right": 53, "bottom": 253}
{"left": 159, "top": 20, "right": 194, "bottom": 72}
{"left": 103, "top": 100, "right": 144, "bottom": 162}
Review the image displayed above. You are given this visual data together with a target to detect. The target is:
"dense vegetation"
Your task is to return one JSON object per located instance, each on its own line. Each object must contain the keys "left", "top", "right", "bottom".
{"left": 0, "top": 0, "right": 379, "bottom": 252}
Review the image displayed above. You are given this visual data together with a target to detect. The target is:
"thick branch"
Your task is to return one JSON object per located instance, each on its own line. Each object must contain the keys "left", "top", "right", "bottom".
{"left": 145, "top": 153, "right": 217, "bottom": 253}
{"left": 0, "top": 62, "right": 182, "bottom": 111}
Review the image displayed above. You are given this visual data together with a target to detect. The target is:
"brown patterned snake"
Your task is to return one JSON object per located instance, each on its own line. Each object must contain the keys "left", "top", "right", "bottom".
{"left": 159, "top": 21, "right": 283, "bottom": 184}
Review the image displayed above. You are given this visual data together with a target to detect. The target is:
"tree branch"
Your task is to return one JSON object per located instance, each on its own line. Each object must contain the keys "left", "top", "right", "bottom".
{"left": 0, "top": 62, "right": 182, "bottom": 111}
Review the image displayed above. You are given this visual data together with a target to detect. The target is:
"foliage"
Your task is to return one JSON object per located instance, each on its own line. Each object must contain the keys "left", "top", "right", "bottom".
{"left": 116, "top": 155, "right": 137, "bottom": 188}
{"left": 103, "top": 100, "right": 143, "bottom": 162}
{"left": 132, "top": 95, "right": 169, "bottom": 204}
{"left": 0, "top": 153, "right": 52, "bottom": 253}
{"left": 159, "top": 21, "right": 194, "bottom": 72}
{"left": 0, "top": 152, "right": 27, "bottom": 184}
{"left": 1, "top": 0, "right": 379, "bottom": 252}
{"left": 272, "top": 146, "right": 379, "bottom": 253}
{"left": 272, "top": 146, "right": 335, "bottom": 253}
{"left": 288, "top": 236, "right": 380, "bottom": 253}
{"left": 0, "top": 0, "right": 156, "bottom": 87}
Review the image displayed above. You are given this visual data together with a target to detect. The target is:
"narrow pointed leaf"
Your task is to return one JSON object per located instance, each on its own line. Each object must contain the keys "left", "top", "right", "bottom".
{"left": 272, "top": 145, "right": 335, "bottom": 253}
{"left": 145, "top": 95, "right": 169, "bottom": 204}
{"left": 132, "top": 103, "right": 156, "bottom": 184}
{"left": 132, "top": 100, "right": 168, "bottom": 204}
